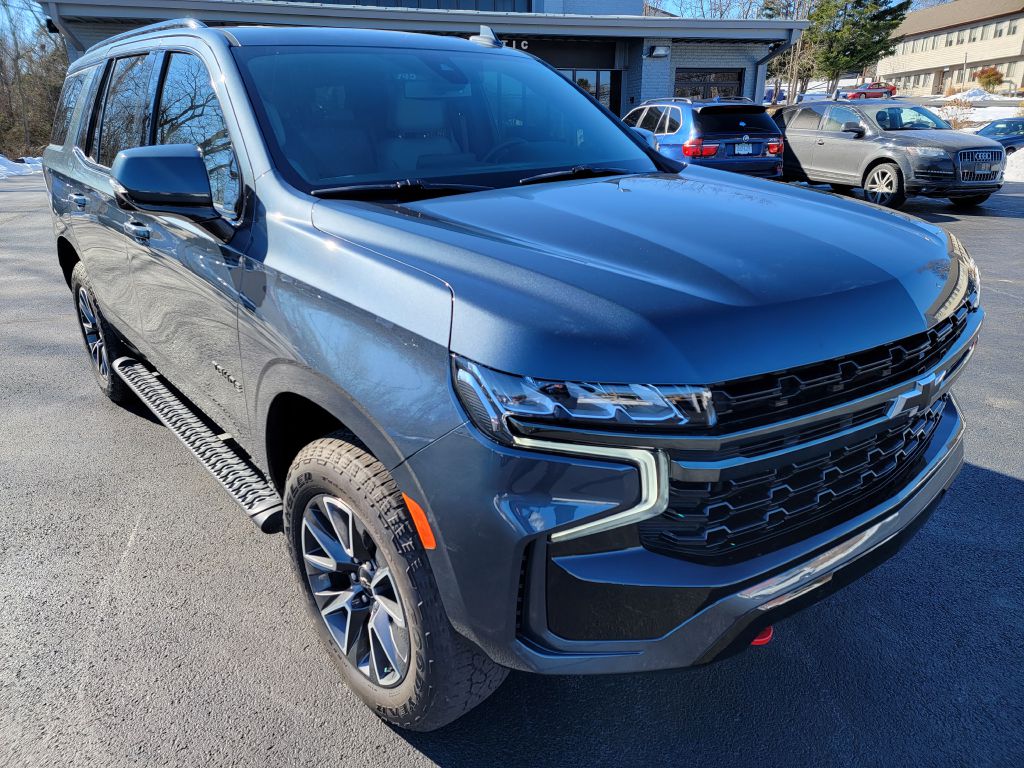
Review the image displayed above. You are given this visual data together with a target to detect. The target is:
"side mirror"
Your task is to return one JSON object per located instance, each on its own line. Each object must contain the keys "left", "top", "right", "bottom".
{"left": 111, "top": 144, "right": 232, "bottom": 241}
{"left": 841, "top": 121, "right": 866, "bottom": 137}
{"left": 631, "top": 126, "right": 658, "bottom": 149}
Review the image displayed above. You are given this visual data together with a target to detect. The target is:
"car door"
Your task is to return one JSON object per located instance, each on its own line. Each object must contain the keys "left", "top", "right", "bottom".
{"left": 68, "top": 53, "right": 158, "bottom": 333}
{"left": 778, "top": 104, "right": 826, "bottom": 179}
{"left": 127, "top": 49, "right": 252, "bottom": 441}
{"left": 814, "top": 104, "right": 872, "bottom": 184}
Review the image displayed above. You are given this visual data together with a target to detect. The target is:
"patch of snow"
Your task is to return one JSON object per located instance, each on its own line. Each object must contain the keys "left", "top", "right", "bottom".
{"left": 0, "top": 154, "right": 43, "bottom": 179}
{"left": 1004, "top": 150, "right": 1024, "bottom": 182}
{"left": 941, "top": 87, "right": 1001, "bottom": 102}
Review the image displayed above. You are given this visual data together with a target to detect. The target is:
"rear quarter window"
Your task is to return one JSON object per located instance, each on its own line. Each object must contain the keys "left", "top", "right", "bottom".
{"left": 694, "top": 110, "right": 777, "bottom": 134}
{"left": 51, "top": 70, "right": 89, "bottom": 146}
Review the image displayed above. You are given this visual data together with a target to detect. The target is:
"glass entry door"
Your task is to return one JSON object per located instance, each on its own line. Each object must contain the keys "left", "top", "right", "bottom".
{"left": 674, "top": 68, "right": 745, "bottom": 99}
{"left": 558, "top": 69, "right": 622, "bottom": 113}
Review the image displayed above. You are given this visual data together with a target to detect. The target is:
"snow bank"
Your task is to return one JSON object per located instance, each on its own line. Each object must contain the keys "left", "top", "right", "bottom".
{"left": 0, "top": 154, "right": 43, "bottom": 179}
{"left": 1004, "top": 150, "right": 1024, "bottom": 182}
{"left": 941, "top": 87, "right": 1001, "bottom": 102}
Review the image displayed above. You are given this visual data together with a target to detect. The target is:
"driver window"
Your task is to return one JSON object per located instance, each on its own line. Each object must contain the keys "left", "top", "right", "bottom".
{"left": 155, "top": 52, "right": 241, "bottom": 216}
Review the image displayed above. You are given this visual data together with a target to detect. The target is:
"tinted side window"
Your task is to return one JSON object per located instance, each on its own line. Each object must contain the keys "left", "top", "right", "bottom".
{"left": 823, "top": 105, "right": 860, "bottom": 132}
{"left": 790, "top": 106, "right": 825, "bottom": 130}
{"left": 97, "top": 55, "right": 155, "bottom": 167}
{"left": 660, "top": 108, "right": 681, "bottom": 134}
{"left": 155, "top": 53, "right": 240, "bottom": 215}
{"left": 51, "top": 71, "right": 88, "bottom": 146}
{"left": 622, "top": 108, "right": 644, "bottom": 128}
{"left": 639, "top": 106, "right": 664, "bottom": 131}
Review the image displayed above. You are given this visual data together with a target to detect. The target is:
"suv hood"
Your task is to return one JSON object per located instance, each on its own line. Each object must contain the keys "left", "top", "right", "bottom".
{"left": 312, "top": 166, "right": 962, "bottom": 384}
{"left": 886, "top": 129, "right": 1004, "bottom": 151}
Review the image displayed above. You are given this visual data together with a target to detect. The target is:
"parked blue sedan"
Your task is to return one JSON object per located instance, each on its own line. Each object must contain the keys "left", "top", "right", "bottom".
{"left": 977, "top": 117, "right": 1024, "bottom": 155}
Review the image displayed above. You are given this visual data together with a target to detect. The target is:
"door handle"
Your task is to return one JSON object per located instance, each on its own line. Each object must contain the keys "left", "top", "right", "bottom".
{"left": 69, "top": 193, "right": 88, "bottom": 208}
{"left": 123, "top": 221, "right": 151, "bottom": 242}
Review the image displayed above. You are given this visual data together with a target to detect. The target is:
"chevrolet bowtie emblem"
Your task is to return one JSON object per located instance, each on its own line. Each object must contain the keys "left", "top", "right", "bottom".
{"left": 888, "top": 371, "right": 946, "bottom": 419}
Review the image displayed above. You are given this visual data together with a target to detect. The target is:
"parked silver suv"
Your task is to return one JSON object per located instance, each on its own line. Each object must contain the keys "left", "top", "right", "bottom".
{"left": 774, "top": 100, "right": 1005, "bottom": 208}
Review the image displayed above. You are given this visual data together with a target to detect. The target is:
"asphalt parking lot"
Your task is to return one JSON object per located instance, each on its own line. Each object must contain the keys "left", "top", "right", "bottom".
{"left": 1, "top": 175, "right": 1022, "bottom": 767}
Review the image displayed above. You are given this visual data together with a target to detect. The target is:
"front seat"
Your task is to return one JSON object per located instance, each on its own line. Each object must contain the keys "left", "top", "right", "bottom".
{"left": 380, "top": 98, "right": 471, "bottom": 173}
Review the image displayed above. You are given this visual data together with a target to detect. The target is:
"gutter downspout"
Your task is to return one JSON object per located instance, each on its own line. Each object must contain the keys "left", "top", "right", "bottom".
{"left": 44, "top": 1, "right": 86, "bottom": 61}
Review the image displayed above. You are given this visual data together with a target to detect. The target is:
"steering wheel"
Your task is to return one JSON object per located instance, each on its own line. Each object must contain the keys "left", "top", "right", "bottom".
{"left": 483, "top": 138, "right": 528, "bottom": 163}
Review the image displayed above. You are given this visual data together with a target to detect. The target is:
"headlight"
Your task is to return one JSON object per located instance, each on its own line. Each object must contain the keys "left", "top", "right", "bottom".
{"left": 453, "top": 356, "right": 715, "bottom": 444}
{"left": 906, "top": 146, "right": 949, "bottom": 159}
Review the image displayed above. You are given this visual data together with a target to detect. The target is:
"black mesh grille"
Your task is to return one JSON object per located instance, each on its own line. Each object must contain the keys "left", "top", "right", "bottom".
{"left": 640, "top": 397, "right": 947, "bottom": 563}
{"left": 709, "top": 298, "right": 975, "bottom": 432}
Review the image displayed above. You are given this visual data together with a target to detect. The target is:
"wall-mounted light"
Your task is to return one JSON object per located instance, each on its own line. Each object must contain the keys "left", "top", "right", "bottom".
{"left": 647, "top": 45, "right": 670, "bottom": 58}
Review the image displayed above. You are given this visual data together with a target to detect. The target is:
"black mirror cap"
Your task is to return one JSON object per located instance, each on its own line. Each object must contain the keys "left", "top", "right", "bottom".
{"left": 111, "top": 144, "right": 233, "bottom": 241}
{"left": 842, "top": 121, "right": 865, "bottom": 136}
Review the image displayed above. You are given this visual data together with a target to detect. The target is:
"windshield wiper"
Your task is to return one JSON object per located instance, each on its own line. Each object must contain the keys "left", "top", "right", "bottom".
{"left": 518, "top": 165, "right": 629, "bottom": 186}
{"left": 311, "top": 179, "right": 492, "bottom": 200}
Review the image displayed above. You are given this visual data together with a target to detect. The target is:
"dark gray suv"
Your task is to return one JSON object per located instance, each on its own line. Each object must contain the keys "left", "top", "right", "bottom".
{"left": 44, "top": 20, "right": 982, "bottom": 730}
{"left": 775, "top": 100, "right": 1005, "bottom": 208}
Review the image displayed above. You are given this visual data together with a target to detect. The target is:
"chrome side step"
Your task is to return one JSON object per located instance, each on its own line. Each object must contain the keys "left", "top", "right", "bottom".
{"left": 112, "top": 357, "right": 282, "bottom": 532}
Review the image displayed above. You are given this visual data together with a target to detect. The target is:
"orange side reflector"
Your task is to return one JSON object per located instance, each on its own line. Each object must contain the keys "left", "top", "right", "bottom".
{"left": 402, "top": 493, "right": 436, "bottom": 550}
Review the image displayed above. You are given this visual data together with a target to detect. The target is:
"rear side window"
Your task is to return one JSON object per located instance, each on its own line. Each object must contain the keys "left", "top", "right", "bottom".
{"left": 639, "top": 106, "right": 664, "bottom": 131}
{"left": 694, "top": 109, "right": 777, "bottom": 134}
{"left": 51, "top": 71, "right": 88, "bottom": 146}
{"left": 96, "top": 55, "right": 155, "bottom": 167}
{"left": 658, "top": 108, "right": 681, "bottom": 134}
{"left": 789, "top": 106, "right": 825, "bottom": 130}
{"left": 155, "top": 52, "right": 240, "bottom": 216}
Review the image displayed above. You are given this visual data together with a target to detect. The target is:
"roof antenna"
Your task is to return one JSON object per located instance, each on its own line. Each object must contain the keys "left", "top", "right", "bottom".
{"left": 469, "top": 25, "right": 503, "bottom": 48}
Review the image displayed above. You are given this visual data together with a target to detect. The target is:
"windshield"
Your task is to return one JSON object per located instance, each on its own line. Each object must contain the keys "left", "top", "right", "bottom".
{"left": 232, "top": 45, "right": 658, "bottom": 194}
{"left": 861, "top": 105, "right": 950, "bottom": 131}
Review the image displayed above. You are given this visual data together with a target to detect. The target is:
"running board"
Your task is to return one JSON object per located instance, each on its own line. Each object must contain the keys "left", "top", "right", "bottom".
{"left": 113, "top": 357, "right": 282, "bottom": 532}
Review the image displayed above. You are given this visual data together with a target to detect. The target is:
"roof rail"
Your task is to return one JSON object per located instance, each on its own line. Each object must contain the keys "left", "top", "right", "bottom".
{"left": 641, "top": 97, "right": 692, "bottom": 105}
{"left": 86, "top": 18, "right": 208, "bottom": 54}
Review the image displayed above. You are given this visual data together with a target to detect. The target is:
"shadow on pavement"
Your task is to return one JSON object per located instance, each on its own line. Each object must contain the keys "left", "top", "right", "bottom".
{"left": 401, "top": 462, "right": 1024, "bottom": 768}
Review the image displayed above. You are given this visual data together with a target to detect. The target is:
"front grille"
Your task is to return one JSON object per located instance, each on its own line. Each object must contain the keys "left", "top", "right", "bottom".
{"left": 709, "top": 296, "right": 975, "bottom": 432}
{"left": 958, "top": 149, "right": 1003, "bottom": 182}
{"left": 640, "top": 397, "right": 948, "bottom": 563}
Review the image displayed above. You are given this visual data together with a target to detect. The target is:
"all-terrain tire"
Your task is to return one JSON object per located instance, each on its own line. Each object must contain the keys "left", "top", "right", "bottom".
{"left": 69, "top": 261, "right": 132, "bottom": 403}
{"left": 283, "top": 435, "right": 508, "bottom": 731}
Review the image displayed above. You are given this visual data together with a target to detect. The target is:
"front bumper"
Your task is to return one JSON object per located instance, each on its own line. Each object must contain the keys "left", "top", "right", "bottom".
{"left": 394, "top": 315, "right": 979, "bottom": 675}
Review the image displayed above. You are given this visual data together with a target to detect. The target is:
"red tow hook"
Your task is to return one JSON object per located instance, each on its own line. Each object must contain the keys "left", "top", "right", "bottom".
{"left": 750, "top": 625, "right": 774, "bottom": 647}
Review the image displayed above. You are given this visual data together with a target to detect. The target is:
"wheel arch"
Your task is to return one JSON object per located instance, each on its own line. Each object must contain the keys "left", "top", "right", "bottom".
{"left": 860, "top": 154, "right": 906, "bottom": 188}
{"left": 57, "top": 235, "right": 80, "bottom": 289}
{"left": 256, "top": 363, "right": 407, "bottom": 493}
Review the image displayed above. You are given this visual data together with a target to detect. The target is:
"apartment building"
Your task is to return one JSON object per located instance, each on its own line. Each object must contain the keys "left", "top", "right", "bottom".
{"left": 875, "top": 0, "right": 1024, "bottom": 96}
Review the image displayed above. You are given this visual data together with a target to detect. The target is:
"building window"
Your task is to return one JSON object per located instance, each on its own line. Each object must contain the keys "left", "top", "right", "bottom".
{"left": 969, "top": 27, "right": 979, "bottom": 42}
{"left": 1009, "top": 20, "right": 1019, "bottom": 35}
{"left": 945, "top": 33, "right": 954, "bottom": 46}
{"left": 931, "top": 35, "right": 938, "bottom": 50}
{"left": 673, "top": 68, "right": 744, "bottom": 100}
{"left": 995, "top": 23, "right": 1006, "bottom": 38}
{"left": 914, "top": 74, "right": 921, "bottom": 86}
{"left": 956, "top": 29, "right": 965, "bottom": 44}
{"left": 982, "top": 24, "right": 993, "bottom": 40}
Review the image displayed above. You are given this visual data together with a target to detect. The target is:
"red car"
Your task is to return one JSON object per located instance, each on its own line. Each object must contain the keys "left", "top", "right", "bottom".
{"left": 838, "top": 82, "right": 898, "bottom": 99}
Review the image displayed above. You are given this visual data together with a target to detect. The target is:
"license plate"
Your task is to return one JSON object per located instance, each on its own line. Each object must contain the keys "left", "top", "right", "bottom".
{"left": 735, "top": 143, "right": 753, "bottom": 155}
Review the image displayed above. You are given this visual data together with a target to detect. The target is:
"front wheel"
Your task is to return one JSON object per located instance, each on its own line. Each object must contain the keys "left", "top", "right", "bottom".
{"left": 283, "top": 436, "right": 508, "bottom": 731}
{"left": 949, "top": 194, "right": 991, "bottom": 208}
{"left": 862, "top": 163, "right": 907, "bottom": 208}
